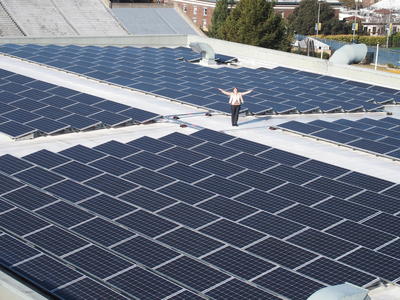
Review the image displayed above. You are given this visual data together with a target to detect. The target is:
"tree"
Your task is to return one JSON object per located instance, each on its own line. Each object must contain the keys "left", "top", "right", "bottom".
{"left": 218, "top": 0, "right": 292, "bottom": 51}
{"left": 289, "top": 0, "right": 350, "bottom": 35}
{"left": 209, "top": 0, "right": 233, "bottom": 38}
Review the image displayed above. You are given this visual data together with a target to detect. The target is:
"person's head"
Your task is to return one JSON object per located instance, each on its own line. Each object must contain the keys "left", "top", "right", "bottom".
{"left": 233, "top": 88, "right": 238, "bottom": 93}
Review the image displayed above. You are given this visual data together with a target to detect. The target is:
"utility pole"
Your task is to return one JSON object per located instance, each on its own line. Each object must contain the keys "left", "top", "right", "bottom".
{"left": 386, "top": 10, "right": 392, "bottom": 48}
{"left": 316, "top": 1, "right": 321, "bottom": 36}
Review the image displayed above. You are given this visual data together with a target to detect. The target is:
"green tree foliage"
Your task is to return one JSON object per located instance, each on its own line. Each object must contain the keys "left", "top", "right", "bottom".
{"left": 289, "top": 0, "right": 351, "bottom": 35}
{"left": 209, "top": 0, "right": 232, "bottom": 38}
{"left": 217, "top": 0, "right": 292, "bottom": 51}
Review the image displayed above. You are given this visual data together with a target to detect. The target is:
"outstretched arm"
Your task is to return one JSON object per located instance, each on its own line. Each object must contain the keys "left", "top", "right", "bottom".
{"left": 218, "top": 88, "right": 231, "bottom": 96}
{"left": 241, "top": 89, "right": 253, "bottom": 96}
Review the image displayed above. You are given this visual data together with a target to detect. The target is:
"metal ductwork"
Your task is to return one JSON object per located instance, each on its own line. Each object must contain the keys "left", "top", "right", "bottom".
{"left": 329, "top": 44, "right": 368, "bottom": 65}
{"left": 307, "top": 283, "right": 371, "bottom": 300}
{"left": 189, "top": 42, "right": 216, "bottom": 65}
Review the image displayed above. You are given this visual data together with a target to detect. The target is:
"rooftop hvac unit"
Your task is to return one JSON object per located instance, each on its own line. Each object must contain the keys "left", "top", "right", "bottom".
{"left": 189, "top": 42, "right": 217, "bottom": 65}
{"left": 329, "top": 44, "right": 368, "bottom": 65}
{"left": 307, "top": 283, "right": 371, "bottom": 300}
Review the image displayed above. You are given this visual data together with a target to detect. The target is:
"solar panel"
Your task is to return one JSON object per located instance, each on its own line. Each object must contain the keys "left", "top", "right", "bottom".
{"left": 254, "top": 267, "right": 325, "bottom": 300}
{"left": 107, "top": 267, "right": 182, "bottom": 299}
{"left": 160, "top": 203, "right": 217, "bottom": 229}
{"left": 265, "top": 164, "right": 318, "bottom": 185}
{"left": 23, "top": 149, "right": 70, "bottom": 169}
{"left": 12, "top": 255, "right": 84, "bottom": 291}
{"left": 0, "top": 234, "right": 40, "bottom": 266}
{"left": 53, "top": 161, "right": 103, "bottom": 182}
{"left": 206, "top": 279, "right": 280, "bottom": 300}
{"left": 127, "top": 136, "right": 173, "bottom": 153}
{"left": 198, "top": 196, "right": 257, "bottom": 221}
{"left": 94, "top": 140, "right": 140, "bottom": 158}
{"left": 118, "top": 107, "right": 160, "bottom": 123}
{"left": 192, "top": 141, "right": 240, "bottom": 160}
{"left": 0, "top": 173, "right": 24, "bottom": 195}
{"left": 191, "top": 157, "right": 244, "bottom": 178}
{"left": 58, "top": 114, "right": 100, "bottom": 130}
{"left": 222, "top": 137, "right": 270, "bottom": 155}
{"left": 85, "top": 174, "right": 138, "bottom": 196}
{"left": 39, "top": 95, "right": 77, "bottom": 108}
{"left": 0, "top": 120, "right": 36, "bottom": 138}
{"left": 26, "top": 226, "right": 88, "bottom": 256}
{"left": 337, "top": 171, "right": 395, "bottom": 192}
{"left": 89, "top": 111, "right": 131, "bottom": 127}
{"left": 327, "top": 220, "right": 396, "bottom": 249}
{"left": 158, "top": 162, "right": 211, "bottom": 183}
{"left": 227, "top": 152, "right": 278, "bottom": 172}
{"left": 0, "top": 154, "right": 33, "bottom": 175}
{"left": 122, "top": 168, "right": 175, "bottom": 189}
{"left": 25, "top": 117, "right": 69, "bottom": 135}
{"left": 258, "top": 148, "right": 309, "bottom": 166}
{"left": 314, "top": 197, "right": 377, "bottom": 222}
{"left": 230, "top": 170, "right": 285, "bottom": 192}
{"left": 347, "top": 190, "right": 400, "bottom": 214}
{"left": 298, "top": 257, "right": 377, "bottom": 287}
{"left": 296, "top": 159, "right": 349, "bottom": 178}
{"left": 116, "top": 210, "right": 178, "bottom": 238}
{"left": 348, "top": 138, "right": 397, "bottom": 154}
{"left": 0, "top": 208, "right": 49, "bottom": 235}
{"left": 159, "top": 132, "right": 204, "bottom": 148}
{"left": 191, "top": 128, "right": 235, "bottom": 144}
{"left": 158, "top": 227, "right": 223, "bottom": 257}
{"left": 160, "top": 146, "right": 208, "bottom": 165}
{"left": 73, "top": 217, "right": 133, "bottom": 247}
{"left": 204, "top": 246, "right": 275, "bottom": 280}
{"left": 59, "top": 144, "right": 107, "bottom": 163}
{"left": 64, "top": 245, "right": 132, "bottom": 279}
{"left": 362, "top": 213, "right": 400, "bottom": 236}
{"left": 2, "top": 109, "right": 41, "bottom": 123}
{"left": 305, "top": 177, "right": 363, "bottom": 199}
{"left": 200, "top": 219, "right": 265, "bottom": 247}
{"left": 89, "top": 156, "right": 139, "bottom": 176}
{"left": 2, "top": 186, "right": 58, "bottom": 210}
{"left": 119, "top": 187, "right": 177, "bottom": 211}
{"left": 270, "top": 182, "right": 329, "bottom": 206}
{"left": 14, "top": 166, "right": 64, "bottom": 188}
{"left": 311, "top": 128, "right": 359, "bottom": 144}
{"left": 54, "top": 278, "right": 128, "bottom": 300}
{"left": 157, "top": 256, "right": 229, "bottom": 291}
{"left": 339, "top": 247, "right": 400, "bottom": 281}
{"left": 112, "top": 236, "right": 178, "bottom": 268}
{"left": 195, "top": 175, "right": 252, "bottom": 198}
{"left": 288, "top": 228, "right": 357, "bottom": 259}
{"left": 278, "top": 120, "right": 322, "bottom": 134}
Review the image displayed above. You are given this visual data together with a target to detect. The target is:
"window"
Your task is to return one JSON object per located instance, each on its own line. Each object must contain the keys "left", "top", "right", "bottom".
{"left": 193, "top": 6, "right": 197, "bottom": 15}
{"left": 183, "top": 5, "right": 187, "bottom": 13}
{"left": 203, "top": 8, "right": 208, "bottom": 16}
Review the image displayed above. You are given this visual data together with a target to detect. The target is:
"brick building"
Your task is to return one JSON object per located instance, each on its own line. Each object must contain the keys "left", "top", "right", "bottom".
{"left": 167, "top": 0, "right": 342, "bottom": 31}
{"left": 167, "top": 0, "right": 217, "bottom": 31}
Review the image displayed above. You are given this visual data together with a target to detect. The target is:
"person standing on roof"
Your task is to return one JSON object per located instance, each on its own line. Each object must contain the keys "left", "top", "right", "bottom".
{"left": 218, "top": 88, "right": 253, "bottom": 127}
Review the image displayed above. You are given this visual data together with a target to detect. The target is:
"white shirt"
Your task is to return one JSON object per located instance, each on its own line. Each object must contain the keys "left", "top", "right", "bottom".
{"left": 229, "top": 93, "right": 244, "bottom": 105}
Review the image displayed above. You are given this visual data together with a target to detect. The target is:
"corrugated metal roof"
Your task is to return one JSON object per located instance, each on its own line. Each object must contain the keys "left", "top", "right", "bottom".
{"left": 113, "top": 8, "right": 198, "bottom": 35}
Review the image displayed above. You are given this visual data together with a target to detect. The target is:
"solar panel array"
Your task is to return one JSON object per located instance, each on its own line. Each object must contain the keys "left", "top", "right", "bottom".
{"left": 0, "top": 68, "right": 160, "bottom": 139}
{"left": 1, "top": 128, "right": 400, "bottom": 300}
{"left": 277, "top": 117, "right": 400, "bottom": 160}
{"left": 1, "top": 44, "right": 399, "bottom": 115}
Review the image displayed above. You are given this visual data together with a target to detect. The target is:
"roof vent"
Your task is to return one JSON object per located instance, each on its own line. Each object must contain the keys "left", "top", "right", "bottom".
{"left": 329, "top": 44, "right": 367, "bottom": 65}
{"left": 189, "top": 42, "right": 217, "bottom": 65}
{"left": 307, "top": 283, "right": 371, "bottom": 300}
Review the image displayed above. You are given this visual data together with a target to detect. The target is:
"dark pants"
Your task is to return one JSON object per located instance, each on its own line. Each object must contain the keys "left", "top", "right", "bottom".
{"left": 231, "top": 105, "right": 240, "bottom": 126}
